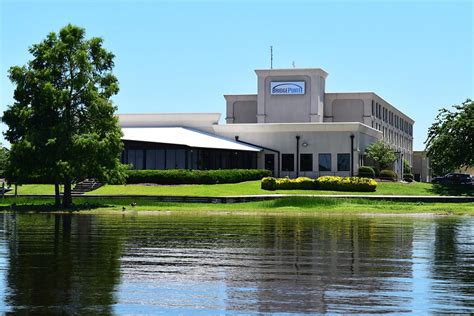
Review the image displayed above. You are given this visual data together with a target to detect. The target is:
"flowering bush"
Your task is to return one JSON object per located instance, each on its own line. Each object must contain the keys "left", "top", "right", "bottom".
{"left": 316, "top": 176, "right": 377, "bottom": 192}
{"left": 261, "top": 177, "right": 315, "bottom": 190}
{"left": 261, "top": 176, "right": 377, "bottom": 192}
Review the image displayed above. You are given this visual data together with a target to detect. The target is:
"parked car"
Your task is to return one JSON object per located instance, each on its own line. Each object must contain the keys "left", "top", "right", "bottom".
{"left": 431, "top": 173, "right": 473, "bottom": 185}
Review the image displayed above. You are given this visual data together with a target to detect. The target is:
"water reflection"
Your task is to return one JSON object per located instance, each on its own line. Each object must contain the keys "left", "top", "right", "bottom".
{"left": 1, "top": 213, "right": 123, "bottom": 314}
{"left": 0, "top": 213, "right": 472, "bottom": 314}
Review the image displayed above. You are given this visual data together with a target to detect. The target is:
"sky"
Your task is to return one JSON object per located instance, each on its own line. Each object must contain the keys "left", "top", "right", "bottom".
{"left": 0, "top": 0, "right": 472, "bottom": 150}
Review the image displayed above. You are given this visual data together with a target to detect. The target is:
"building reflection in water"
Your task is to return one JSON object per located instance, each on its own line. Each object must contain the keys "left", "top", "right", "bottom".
{"left": 0, "top": 213, "right": 472, "bottom": 314}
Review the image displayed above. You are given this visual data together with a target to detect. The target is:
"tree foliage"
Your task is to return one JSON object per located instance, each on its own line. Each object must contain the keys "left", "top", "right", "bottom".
{"left": 364, "top": 140, "right": 397, "bottom": 170}
{"left": 0, "top": 144, "right": 9, "bottom": 178}
{"left": 3, "top": 24, "right": 126, "bottom": 207}
{"left": 425, "top": 99, "right": 474, "bottom": 175}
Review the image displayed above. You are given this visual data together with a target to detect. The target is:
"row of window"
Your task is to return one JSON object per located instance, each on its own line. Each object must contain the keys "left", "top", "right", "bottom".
{"left": 280, "top": 153, "right": 350, "bottom": 172}
{"left": 371, "top": 100, "right": 413, "bottom": 136}
{"left": 125, "top": 148, "right": 257, "bottom": 170}
{"left": 372, "top": 122, "right": 412, "bottom": 150}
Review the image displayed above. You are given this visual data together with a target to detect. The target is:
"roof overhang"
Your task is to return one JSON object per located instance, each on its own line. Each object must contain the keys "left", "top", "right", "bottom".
{"left": 121, "top": 127, "right": 262, "bottom": 152}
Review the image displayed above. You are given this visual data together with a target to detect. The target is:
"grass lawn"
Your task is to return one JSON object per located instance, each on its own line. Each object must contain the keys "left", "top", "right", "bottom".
{"left": 88, "top": 181, "right": 470, "bottom": 196}
{"left": 6, "top": 180, "right": 473, "bottom": 196}
{"left": 0, "top": 196, "right": 473, "bottom": 215}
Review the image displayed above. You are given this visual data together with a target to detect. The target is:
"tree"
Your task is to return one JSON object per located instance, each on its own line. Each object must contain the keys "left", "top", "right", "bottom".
{"left": 3, "top": 24, "right": 126, "bottom": 207}
{"left": 364, "top": 140, "right": 397, "bottom": 171}
{"left": 0, "top": 144, "right": 9, "bottom": 178}
{"left": 425, "top": 99, "right": 474, "bottom": 175}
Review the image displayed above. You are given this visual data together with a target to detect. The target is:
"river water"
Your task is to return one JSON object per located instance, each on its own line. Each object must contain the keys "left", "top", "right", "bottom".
{"left": 0, "top": 212, "right": 472, "bottom": 314}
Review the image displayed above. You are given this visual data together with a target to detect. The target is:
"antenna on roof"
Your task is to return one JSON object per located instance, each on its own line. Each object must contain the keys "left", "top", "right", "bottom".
{"left": 270, "top": 45, "right": 273, "bottom": 69}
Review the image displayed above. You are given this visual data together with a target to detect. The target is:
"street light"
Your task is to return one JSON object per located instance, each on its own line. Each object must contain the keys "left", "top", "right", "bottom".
{"left": 395, "top": 151, "right": 404, "bottom": 181}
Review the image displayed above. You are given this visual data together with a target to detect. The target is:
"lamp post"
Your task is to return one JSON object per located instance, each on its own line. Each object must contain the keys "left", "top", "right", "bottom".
{"left": 395, "top": 151, "right": 403, "bottom": 181}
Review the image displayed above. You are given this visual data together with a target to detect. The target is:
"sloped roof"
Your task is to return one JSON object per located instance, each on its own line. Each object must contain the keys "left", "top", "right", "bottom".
{"left": 121, "top": 127, "right": 261, "bottom": 152}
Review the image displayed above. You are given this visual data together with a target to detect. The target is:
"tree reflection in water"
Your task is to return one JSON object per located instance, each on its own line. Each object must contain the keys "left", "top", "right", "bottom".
{"left": 0, "top": 213, "right": 472, "bottom": 314}
{"left": 4, "top": 213, "right": 123, "bottom": 314}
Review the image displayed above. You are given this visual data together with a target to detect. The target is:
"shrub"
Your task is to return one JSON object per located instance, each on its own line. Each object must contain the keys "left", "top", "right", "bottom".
{"left": 315, "top": 176, "right": 377, "bottom": 192}
{"left": 277, "top": 177, "right": 316, "bottom": 190}
{"left": 125, "top": 169, "right": 271, "bottom": 185}
{"left": 358, "top": 166, "right": 375, "bottom": 178}
{"left": 261, "top": 177, "right": 277, "bottom": 190}
{"left": 261, "top": 177, "right": 316, "bottom": 190}
{"left": 261, "top": 176, "right": 377, "bottom": 192}
{"left": 379, "top": 169, "right": 397, "bottom": 181}
{"left": 403, "top": 173, "right": 414, "bottom": 182}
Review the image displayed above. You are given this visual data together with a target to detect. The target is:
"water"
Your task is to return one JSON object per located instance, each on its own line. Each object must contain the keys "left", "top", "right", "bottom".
{"left": 0, "top": 212, "right": 472, "bottom": 314}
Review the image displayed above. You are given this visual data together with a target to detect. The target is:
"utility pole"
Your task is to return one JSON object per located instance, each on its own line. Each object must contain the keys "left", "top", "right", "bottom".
{"left": 270, "top": 46, "right": 273, "bottom": 69}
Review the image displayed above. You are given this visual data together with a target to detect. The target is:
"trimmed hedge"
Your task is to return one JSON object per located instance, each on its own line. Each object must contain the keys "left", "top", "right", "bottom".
{"left": 261, "top": 177, "right": 315, "bottom": 190}
{"left": 316, "top": 176, "right": 377, "bottom": 192}
{"left": 358, "top": 166, "right": 375, "bottom": 179}
{"left": 261, "top": 176, "right": 377, "bottom": 192}
{"left": 126, "top": 169, "right": 272, "bottom": 184}
{"left": 379, "top": 169, "right": 397, "bottom": 181}
{"left": 403, "top": 173, "right": 414, "bottom": 182}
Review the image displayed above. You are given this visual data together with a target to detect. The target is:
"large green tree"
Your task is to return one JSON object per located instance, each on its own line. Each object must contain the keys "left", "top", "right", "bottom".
{"left": 364, "top": 140, "right": 397, "bottom": 171}
{"left": 3, "top": 24, "right": 126, "bottom": 207}
{"left": 425, "top": 99, "right": 474, "bottom": 175}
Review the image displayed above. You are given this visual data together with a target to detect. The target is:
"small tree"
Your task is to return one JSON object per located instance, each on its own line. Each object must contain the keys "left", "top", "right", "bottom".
{"left": 425, "top": 99, "right": 473, "bottom": 175}
{"left": 3, "top": 24, "right": 126, "bottom": 207}
{"left": 365, "top": 140, "right": 397, "bottom": 171}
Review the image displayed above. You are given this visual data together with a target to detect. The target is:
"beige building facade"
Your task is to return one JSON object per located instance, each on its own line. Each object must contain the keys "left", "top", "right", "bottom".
{"left": 119, "top": 68, "right": 414, "bottom": 178}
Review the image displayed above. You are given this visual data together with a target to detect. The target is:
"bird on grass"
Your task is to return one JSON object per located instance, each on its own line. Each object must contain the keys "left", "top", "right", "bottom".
{"left": 130, "top": 202, "right": 137, "bottom": 207}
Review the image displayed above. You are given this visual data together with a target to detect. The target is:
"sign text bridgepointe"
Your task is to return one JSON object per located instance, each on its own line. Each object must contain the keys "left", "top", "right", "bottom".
{"left": 270, "top": 81, "right": 305, "bottom": 95}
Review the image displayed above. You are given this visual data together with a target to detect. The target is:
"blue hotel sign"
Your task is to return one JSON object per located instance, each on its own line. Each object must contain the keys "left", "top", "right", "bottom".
{"left": 270, "top": 81, "right": 305, "bottom": 95}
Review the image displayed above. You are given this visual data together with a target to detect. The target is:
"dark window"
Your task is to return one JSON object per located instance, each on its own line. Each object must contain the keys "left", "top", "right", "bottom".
{"left": 282, "top": 154, "right": 294, "bottom": 172}
{"left": 265, "top": 154, "right": 275, "bottom": 173}
{"left": 300, "top": 154, "right": 313, "bottom": 172}
{"left": 128, "top": 149, "right": 144, "bottom": 169}
{"left": 337, "top": 153, "right": 350, "bottom": 171}
{"left": 371, "top": 100, "right": 375, "bottom": 115}
{"left": 318, "top": 153, "right": 331, "bottom": 171}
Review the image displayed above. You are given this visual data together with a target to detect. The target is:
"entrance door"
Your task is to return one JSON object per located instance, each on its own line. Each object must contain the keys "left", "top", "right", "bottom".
{"left": 265, "top": 154, "right": 275, "bottom": 176}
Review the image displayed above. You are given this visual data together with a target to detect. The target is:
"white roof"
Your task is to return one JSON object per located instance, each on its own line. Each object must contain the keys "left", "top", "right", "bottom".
{"left": 121, "top": 127, "right": 261, "bottom": 152}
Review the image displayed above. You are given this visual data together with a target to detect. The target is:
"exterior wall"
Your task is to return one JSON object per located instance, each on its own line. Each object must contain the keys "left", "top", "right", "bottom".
{"left": 214, "top": 123, "right": 381, "bottom": 178}
{"left": 118, "top": 113, "right": 220, "bottom": 133}
{"left": 224, "top": 95, "right": 258, "bottom": 124}
{"left": 412, "top": 151, "right": 432, "bottom": 182}
{"left": 255, "top": 69, "right": 328, "bottom": 123}
{"left": 326, "top": 92, "right": 415, "bottom": 176}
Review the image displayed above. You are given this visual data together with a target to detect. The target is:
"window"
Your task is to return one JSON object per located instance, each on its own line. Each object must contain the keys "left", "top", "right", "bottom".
{"left": 337, "top": 153, "right": 350, "bottom": 171}
{"left": 128, "top": 149, "right": 144, "bottom": 169}
{"left": 282, "top": 154, "right": 294, "bottom": 171}
{"left": 371, "top": 100, "right": 375, "bottom": 116}
{"left": 319, "top": 153, "right": 331, "bottom": 171}
{"left": 300, "top": 154, "right": 313, "bottom": 172}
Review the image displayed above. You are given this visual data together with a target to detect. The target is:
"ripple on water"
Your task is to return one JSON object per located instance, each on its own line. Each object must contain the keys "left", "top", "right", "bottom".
{"left": 0, "top": 213, "right": 472, "bottom": 314}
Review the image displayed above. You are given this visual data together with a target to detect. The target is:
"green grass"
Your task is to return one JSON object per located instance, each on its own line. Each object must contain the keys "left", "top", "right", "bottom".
{"left": 88, "top": 181, "right": 469, "bottom": 196}
{"left": 5, "top": 184, "right": 59, "bottom": 195}
{"left": 0, "top": 196, "right": 473, "bottom": 215}
{"left": 6, "top": 180, "right": 473, "bottom": 196}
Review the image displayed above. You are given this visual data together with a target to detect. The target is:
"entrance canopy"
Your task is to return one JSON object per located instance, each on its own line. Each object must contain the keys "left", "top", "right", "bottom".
{"left": 121, "top": 127, "right": 261, "bottom": 152}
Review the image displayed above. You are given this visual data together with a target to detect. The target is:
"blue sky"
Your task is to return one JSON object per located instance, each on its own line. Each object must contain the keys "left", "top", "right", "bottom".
{"left": 1, "top": 0, "right": 472, "bottom": 150}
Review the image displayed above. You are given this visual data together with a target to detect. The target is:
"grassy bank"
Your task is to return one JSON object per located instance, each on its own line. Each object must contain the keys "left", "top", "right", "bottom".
{"left": 7, "top": 181, "right": 473, "bottom": 196}
{"left": 1, "top": 196, "right": 473, "bottom": 215}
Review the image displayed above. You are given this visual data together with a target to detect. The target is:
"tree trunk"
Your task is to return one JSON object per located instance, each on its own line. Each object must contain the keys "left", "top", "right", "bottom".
{"left": 62, "top": 180, "right": 72, "bottom": 208}
{"left": 54, "top": 182, "right": 61, "bottom": 207}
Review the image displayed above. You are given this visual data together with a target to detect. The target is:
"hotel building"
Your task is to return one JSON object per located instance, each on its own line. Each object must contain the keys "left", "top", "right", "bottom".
{"left": 119, "top": 68, "right": 414, "bottom": 178}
